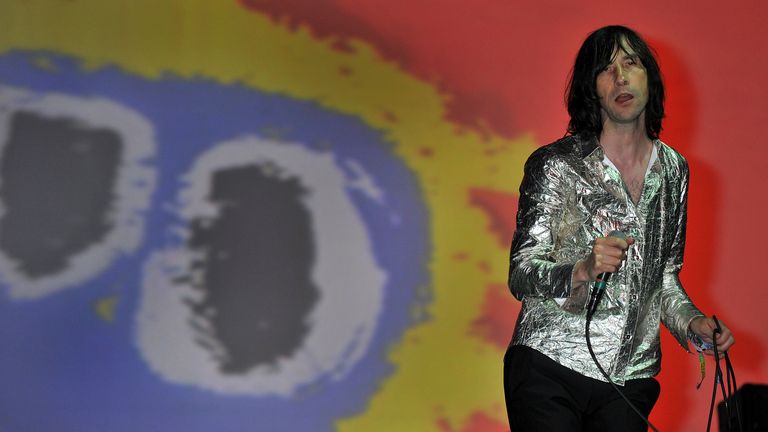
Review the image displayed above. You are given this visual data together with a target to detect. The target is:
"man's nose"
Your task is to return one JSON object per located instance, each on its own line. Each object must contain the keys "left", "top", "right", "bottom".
{"left": 615, "top": 66, "right": 628, "bottom": 85}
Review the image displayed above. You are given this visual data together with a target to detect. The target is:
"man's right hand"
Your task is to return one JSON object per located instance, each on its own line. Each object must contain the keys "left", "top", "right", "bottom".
{"left": 573, "top": 235, "right": 634, "bottom": 286}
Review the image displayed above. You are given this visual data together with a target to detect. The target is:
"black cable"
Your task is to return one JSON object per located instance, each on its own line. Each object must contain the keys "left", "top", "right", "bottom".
{"left": 724, "top": 354, "right": 742, "bottom": 431}
{"left": 716, "top": 346, "right": 729, "bottom": 420}
{"left": 706, "top": 315, "right": 742, "bottom": 432}
{"left": 715, "top": 316, "right": 742, "bottom": 432}
{"left": 585, "top": 312, "right": 660, "bottom": 432}
{"left": 706, "top": 348, "right": 721, "bottom": 432}
{"left": 717, "top": 315, "right": 740, "bottom": 431}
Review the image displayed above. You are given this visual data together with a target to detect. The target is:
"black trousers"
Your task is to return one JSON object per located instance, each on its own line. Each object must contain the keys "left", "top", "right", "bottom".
{"left": 503, "top": 345, "right": 660, "bottom": 432}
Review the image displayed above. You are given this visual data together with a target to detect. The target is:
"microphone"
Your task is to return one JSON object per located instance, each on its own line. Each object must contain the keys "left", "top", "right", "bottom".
{"left": 586, "top": 230, "right": 627, "bottom": 317}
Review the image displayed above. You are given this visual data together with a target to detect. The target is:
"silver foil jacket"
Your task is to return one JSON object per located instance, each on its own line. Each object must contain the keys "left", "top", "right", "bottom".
{"left": 508, "top": 134, "right": 704, "bottom": 384}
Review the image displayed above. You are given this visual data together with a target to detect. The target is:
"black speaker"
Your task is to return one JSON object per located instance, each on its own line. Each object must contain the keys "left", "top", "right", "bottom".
{"left": 718, "top": 383, "right": 768, "bottom": 431}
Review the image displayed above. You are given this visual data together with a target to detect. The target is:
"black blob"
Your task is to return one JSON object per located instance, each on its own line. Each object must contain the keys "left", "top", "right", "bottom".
{"left": 187, "top": 164, "right": 319, "bottom": 374}
{"left": 0, "top": 110, "right": 121, "bottom": 277}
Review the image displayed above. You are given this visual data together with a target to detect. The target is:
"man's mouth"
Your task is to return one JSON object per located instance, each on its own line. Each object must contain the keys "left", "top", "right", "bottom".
{"left": 615, "top": 93, "right": 634, "bottom": 103}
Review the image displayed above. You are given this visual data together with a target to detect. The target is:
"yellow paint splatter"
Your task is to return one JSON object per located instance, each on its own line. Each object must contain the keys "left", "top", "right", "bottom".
{"left": 0, "top": 1, "right": 535, "bottom": 429}
{"left": 94, "top": 294, "right": 119, "bottom": 323}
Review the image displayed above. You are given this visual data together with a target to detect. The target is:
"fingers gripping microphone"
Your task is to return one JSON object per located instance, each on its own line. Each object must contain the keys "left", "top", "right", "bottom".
{"left": 586, "top": 230, "right": 627, "bottom": 317}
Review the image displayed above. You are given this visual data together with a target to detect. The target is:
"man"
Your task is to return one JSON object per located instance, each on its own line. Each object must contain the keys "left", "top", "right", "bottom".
{"left": 504, "top": 25, "right": 735, "bottom": 431}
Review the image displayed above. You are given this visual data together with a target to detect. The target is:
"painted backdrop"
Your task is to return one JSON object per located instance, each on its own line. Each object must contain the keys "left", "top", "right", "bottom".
{"left": 0, "top": 1, "right": 766, "bottom": 431}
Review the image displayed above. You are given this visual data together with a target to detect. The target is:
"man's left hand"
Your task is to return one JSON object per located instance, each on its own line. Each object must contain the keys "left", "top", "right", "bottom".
{"left": 689, "top": 316, "right": 735, "bottom": 355}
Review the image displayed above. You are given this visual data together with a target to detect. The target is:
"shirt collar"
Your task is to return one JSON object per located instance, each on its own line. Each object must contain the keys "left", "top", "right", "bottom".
{"left": 577, "top": 134, "right": 661, "bottom": 176}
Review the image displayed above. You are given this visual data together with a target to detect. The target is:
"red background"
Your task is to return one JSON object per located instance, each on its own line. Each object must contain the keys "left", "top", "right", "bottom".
{"left": 244, "top": 1, "right": 768, "bottom": 430}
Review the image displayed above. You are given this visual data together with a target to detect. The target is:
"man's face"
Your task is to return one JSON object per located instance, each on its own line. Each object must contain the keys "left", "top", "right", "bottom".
{"left": 595, "top": 41, "right": 649, "bottom": 129}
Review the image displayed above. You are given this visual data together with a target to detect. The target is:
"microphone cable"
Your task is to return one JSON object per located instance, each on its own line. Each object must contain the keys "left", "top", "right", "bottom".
{"left": 705, "top": 315, "right": 742, "bottom": 432}
{"left": 585, "top": 310, "right": 660, "bottom": 432}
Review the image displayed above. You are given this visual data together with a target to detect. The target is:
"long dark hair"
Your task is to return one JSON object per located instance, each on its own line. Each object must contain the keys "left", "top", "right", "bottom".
{"left": 566, "top": 25, "right": 665, "bottom": 139}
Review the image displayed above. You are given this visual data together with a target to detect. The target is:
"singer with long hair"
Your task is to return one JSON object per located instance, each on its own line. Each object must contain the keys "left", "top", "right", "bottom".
{"left": 504, "top": 25, "right": 735, "bottom": 431}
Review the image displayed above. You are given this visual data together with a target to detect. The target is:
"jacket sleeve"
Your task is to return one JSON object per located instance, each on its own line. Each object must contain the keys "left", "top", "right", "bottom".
{"left": 508, "top": 149, "right": 576, "bottom": 301}
{"left": 659, "top": 160, "right": 705, "bottom": 350}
